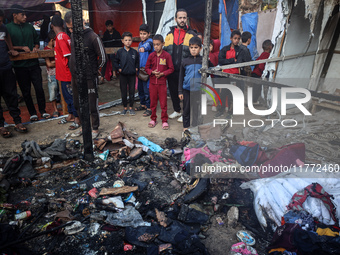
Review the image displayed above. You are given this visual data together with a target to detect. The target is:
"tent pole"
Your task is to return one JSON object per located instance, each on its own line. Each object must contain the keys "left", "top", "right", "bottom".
{"left": 71, "top": 0, "right": 94, "bottom": 161}
{"left": 219, "top": 13, "right": 222, "bottom": 40}
{"left": 199, "top": 0, "right": 213, "bottom": 122}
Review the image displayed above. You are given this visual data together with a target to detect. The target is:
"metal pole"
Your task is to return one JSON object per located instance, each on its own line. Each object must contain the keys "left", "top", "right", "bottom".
{"left": 199, "top": 0, "right": 213, "bottom": 123}
{"left": 71, "top": 0, "right": 94, "bottom": 161}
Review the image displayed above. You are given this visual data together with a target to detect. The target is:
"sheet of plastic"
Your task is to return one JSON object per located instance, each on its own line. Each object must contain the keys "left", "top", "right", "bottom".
{"left": 241, "top": 12, "right": 259, "bottom": 60}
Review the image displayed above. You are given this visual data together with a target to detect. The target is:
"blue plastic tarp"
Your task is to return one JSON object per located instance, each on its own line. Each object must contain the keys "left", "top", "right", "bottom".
{"left": 241, "top": 12, "right": 259, "bottom": 60}
{"left": 225, "top": 0, "right": 239, "bottom": 29}
{"left": 219, "top": 0, "right": 239, "bottom": 49}
{"left": 219, "top": 0, "right": 231, "bottom": 49}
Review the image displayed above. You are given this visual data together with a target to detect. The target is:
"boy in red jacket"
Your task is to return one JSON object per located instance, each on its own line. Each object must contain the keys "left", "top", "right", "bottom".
{"left": 145, "top": 34, "right": 174, "bottom": 130}
{"left": 251, "top": 39, "right": 273, "bottom": 103}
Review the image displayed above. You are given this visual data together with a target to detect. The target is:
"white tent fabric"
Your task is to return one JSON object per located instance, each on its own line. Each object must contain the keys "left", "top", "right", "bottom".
{"left": 155, "top": 0, "right": 176, "bottom": 39}
{"left": 256, "top": 9, "right": 277, "bottom": 55}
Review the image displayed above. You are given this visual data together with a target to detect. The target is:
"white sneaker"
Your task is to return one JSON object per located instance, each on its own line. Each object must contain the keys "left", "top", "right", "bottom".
{"left": 169, "top": 111, "right": 182, "bottom": 119}
{"left": 212, "top": 106, "right": 217, "bottom": 112}
{"left": 177, "top": 116, "right": 183, "bottom": 122}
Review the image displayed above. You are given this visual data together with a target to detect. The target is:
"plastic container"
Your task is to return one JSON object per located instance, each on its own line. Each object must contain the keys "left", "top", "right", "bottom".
{"left": 14, "top": 211, "right": 31, "bottom": 220}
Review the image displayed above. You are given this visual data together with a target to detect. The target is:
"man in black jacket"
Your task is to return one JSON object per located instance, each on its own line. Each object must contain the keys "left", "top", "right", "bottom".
{"left": 164, "top": 9, "right": 196, "bottom": 122}
{"left": 100, "top": 20, "right": 121, "bottom": 83}
{"left": 65, "top": 11, "right": 106, "bottom": 139}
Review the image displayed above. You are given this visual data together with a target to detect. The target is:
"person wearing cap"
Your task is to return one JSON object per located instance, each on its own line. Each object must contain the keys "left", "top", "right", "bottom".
{"left": 6, "top": 4, "right": 50, "bottom": 122}
{"left": 135, "top": 24, "right": 153, "bottom": 117}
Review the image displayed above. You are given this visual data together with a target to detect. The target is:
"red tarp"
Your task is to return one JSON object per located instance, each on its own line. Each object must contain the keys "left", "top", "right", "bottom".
{"left": 190, "top": 18, "right": 220, "bottom": 40}
{"left": 91, "top": 0, "right": 143, "bottom": 46}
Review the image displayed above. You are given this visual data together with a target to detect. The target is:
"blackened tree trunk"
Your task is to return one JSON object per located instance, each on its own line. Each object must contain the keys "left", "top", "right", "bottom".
{"left": 71, "top": 0, "right": 94, "bottom": 161}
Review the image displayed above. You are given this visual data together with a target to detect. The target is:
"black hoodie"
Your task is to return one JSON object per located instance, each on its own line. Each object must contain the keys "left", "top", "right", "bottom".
{"left": 70, "top": 28, "right": 106, "bottom": 80}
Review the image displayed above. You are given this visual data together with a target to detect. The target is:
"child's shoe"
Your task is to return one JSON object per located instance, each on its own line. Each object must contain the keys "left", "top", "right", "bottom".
{"left": 128, "top": 109, "right": 136, "bottom": 116}
{"left": 120, "top": 109, "right": 128, "bottom": 115}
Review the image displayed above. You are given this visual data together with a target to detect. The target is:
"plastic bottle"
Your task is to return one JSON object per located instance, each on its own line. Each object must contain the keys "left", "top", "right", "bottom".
{"left": 14, "top": 211, "right": 31, "bottom": 220}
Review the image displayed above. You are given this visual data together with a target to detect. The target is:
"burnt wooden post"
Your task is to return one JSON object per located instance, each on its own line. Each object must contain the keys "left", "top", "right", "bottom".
{"left": 199, "top": 0, "right": 213, "bottom": 122}
{"left": 71, "top": 0, "right": 94, "bottom": 161}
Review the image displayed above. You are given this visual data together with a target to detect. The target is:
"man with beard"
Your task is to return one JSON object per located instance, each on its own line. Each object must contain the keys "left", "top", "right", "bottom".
{"left": 164, "top": 9, "right": 196, "bottom": 123}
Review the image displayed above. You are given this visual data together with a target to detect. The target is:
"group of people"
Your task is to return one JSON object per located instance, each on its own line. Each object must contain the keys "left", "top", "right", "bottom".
{"left": 0, "top": 5, "right": 106, "bottom": 139}
{"left": 114, "top": 8, "right": 273, "bottom": 132}
{"left": 0, "top": 5, "right": 273, "bottom": 139}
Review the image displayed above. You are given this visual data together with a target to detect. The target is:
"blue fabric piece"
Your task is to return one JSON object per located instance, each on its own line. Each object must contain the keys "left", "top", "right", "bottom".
{"left": 241, "top": 12, "right": 259, "bottom": 60}
{"left": 138, "top": 38, "right": 154, "bottom": 68}
{"left": 219, "top": 0, "right": 231, "bottom": 49}
{"left": 229, "top": 144, "right": 259, "bottom": 166}
{"left": 225, "top": 0, "right": 239, "bottom": 29}
{"left": 138, "top": 137, "right": 163, "bottom": 152}
{"left": 183, "top": 63, "right": 202, "bottom": 91}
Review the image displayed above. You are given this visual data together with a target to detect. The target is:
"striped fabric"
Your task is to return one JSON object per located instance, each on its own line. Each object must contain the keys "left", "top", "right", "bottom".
{"left": 0, "top": 0, "right": 65, "bottom": 8}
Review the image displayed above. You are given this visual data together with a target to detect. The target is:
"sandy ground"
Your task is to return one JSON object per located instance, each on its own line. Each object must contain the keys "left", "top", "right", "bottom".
{"left": 0, "top": 66, "right": 257, "bottom": 155}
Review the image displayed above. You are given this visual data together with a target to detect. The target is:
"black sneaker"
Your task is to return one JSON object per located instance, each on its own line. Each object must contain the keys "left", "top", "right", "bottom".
{"left": 214, "top": 110, "right": 224, "bottom": 118}
{"left": 128, "top": 109, "right": 136, "bottom": 116}
{"left": 226, "top": 112, "right": 233, "bottom": 119}
{"left": 120, "top": 109, "right": 128, "bottom": 115}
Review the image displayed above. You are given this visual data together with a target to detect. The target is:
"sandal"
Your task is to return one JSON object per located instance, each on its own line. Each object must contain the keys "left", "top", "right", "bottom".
{"left": 69, "top": 122, "right": 81, "bottom": 130}
{"left": 135, "top": 105, "right": 147, "bottom": 111}
{"left": 30, "top": 115, "right": 38, "bottom": 122}
{"left": 143, "top": 109, "right": 152, "bottom": 117}
{"left": 52, "top": 111, "right": 59, "bottom": 118}
{"left": 92, "top": 131, "right": 99, "bottom": 139}
{"left": 162, "top": 122, "right": 169, "bottom": 130}
{"left": 148, "top": 120, "right": 158, "bottom": 128}
{"left": 0, "top": 127, "right": 12, "bottom": 138}
{"left": 14, "top": 123, "right": 28, "bottom": 133}
{"left": 42, "top": 113, "right": 51, "bottom": 119}
{"left": 58, "top": 117, "right": 74, "bottom": 124}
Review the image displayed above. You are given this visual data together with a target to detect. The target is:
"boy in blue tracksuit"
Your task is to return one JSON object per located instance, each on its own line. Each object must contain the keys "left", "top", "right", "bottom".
{"left": 135, "top": 24, "right": 153, "bottom": 117}
{"left": 178, "top": 37, "right": 212, "bottom": 131}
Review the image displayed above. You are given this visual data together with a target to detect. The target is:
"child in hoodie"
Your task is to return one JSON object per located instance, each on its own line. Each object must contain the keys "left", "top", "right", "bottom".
{"left": 179, "top": 37, "right": 213, "bottom": 131}
{"left": 145, "top": 34, "right": 174, "bottom": 130}
{"left": 135, "top": 24, "right": 153, "bottom": 117}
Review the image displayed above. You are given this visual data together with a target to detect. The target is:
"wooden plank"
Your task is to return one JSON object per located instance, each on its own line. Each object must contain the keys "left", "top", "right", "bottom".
{"left": 10, "top": 47, "right": 139, "bottom": 61}
{"left": 99, "top": 186, "right": 138, "bottom": 196}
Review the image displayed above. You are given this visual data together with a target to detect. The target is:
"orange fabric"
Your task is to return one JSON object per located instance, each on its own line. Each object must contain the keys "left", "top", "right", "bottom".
{"left": 189, "top": 18, "right": 220, "bottom": 39}
{"left": 269, "top": 248, "right": 286, "bottom": 253}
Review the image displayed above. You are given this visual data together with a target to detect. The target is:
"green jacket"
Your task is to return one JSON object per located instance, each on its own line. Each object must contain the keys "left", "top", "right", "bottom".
{"left": 6, "top": 22, "right": 40, "bottom": 68}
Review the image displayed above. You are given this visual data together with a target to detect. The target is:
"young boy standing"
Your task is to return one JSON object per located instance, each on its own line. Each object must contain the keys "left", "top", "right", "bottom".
{"left": 135, "top": 24, "right": 153, "bottom": 117}
{"left": 44, "top": 30, "right": 59, "bottom": 118}
{"left": 145, "top": 34, "right": 174, "bottom": 129}
{"left": 179, "top": 37, "right": 212, "bottom": 131}
{"left": 239, "top": 31, "right": 252, "bottom": 76}
{"left": 51, "top": 15, "right": 80, "bottom": 130}
{"left": 251, "top": 39, "right": 273, "bottom": 103}
{"left": 114, "top": 32, "right": 139, "bottom": 116}
{"left": 216, "top": 30, "right": 242, "bottom": 119}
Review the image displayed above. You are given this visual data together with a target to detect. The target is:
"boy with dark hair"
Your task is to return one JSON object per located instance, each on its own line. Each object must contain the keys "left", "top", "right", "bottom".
{"left": 100, "top": 19, "right": 121, "bottom": 83}
{"left": 145, "top": 34, "right": 174, "bottom": 129}
{"left": 7, "top": 4, "right": 50, "bottom": 121}
{"left": 114, "top": 32, "right": 139, "bottom": 116}
{"left": 51, "top": 14, "right": 80, "bottom": 130}
{"left": 216, "top": 30, "right": 242, "bottom": 119}
{"left": 0, "top": 9, "right": 27, "bottom": 137}
{"left": 44, "top": 30, "right": 59, "bottom": 118}
{"left": 251, "top": 39, "right": 273, "bottom": 103}
{"left": 179, "top": 36, "right": 213, "bottom": 131}
{"left": 135, "top": 24, "right": 153, "bottom": 117}
{"left": 239, "top": 31, "right": 252, "bottom": 76}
